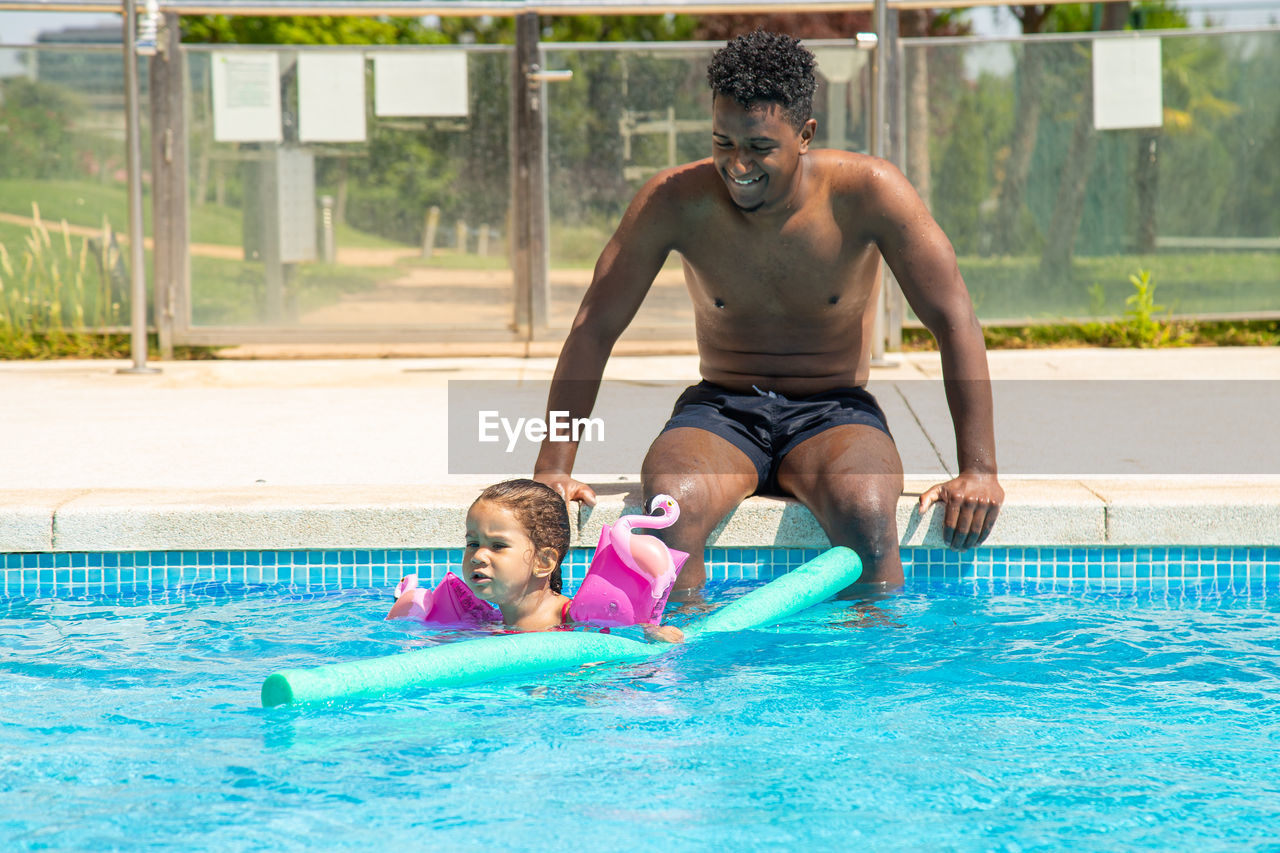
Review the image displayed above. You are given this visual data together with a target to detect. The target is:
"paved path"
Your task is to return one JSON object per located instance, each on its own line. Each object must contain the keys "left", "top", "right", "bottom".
{"left": 1, "top": 348, "right": 1278, "bottom": 552}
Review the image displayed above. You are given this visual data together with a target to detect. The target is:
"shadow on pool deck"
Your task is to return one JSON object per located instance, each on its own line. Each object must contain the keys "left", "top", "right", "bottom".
{"left": 1, "top": 347, "right": 1278, "bottom": 553}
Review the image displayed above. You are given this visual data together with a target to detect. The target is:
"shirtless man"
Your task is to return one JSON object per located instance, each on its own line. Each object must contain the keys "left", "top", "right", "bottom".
{"left": 534, "top": 30, "right": 1003, "bottom": 589}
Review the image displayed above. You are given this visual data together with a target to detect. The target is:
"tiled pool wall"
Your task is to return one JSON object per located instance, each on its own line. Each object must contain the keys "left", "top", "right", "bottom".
{"left": 3, "top": 546, "right": 1280, "bottom": 597}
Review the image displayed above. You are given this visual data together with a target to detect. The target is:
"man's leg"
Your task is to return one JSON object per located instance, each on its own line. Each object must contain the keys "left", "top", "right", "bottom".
{"left": 775, "top": 424, "right": 906, "bottom": 587}
{"left": 641, "top": 427, "right": 758, "bottom": 593}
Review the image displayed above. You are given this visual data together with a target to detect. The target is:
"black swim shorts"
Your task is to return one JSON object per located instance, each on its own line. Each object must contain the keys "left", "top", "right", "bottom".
{"left": 659, "top": 380, "right": 893, "bottom": 492}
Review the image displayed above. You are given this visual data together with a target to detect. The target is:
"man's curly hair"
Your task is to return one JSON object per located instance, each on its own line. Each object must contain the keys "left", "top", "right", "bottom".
{"left": 706, "top": 30, "right": 817, "bottom": 131}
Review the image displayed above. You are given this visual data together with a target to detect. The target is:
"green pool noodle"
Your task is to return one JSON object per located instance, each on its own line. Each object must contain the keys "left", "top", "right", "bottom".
{"left": 262, "top": 630, "right": 657, "bottom": 708}
{"left": 682, "top": 546, "right": 862, "bottom": 637}
{"left": 261, "top": 546, "right": 862, "bottom": 708}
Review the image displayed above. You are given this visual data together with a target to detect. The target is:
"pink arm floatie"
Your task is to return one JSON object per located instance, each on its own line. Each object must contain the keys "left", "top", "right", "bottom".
{"left": 568, "top": 496, "right": 689, "bottom": 628}
{"left": 394, "top": 572, "right": 500, "bottom": 627}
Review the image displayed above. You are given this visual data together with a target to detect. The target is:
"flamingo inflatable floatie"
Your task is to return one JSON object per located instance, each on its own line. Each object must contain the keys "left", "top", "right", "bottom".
{"left": 568, "top": 495, "right": 689, "bottom": 627}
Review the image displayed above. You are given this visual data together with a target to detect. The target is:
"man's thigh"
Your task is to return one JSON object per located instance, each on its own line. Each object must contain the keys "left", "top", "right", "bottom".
{"left": 777, "top": 421, "right": 903, "bottom": 484}
{"left": 642, "top": 426, "right": 759, "bottom": 592}
{"left": 641, "top": 427, "right": 759, "bottom": 523}
{"left": 775, "top": 424, "right": 905, "bottom": 583}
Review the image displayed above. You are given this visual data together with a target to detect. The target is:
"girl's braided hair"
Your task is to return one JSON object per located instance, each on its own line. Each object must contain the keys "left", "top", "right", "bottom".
{"left": 706, "top": 30, "right": 817, "bottom": 131}
{"left": 473, "top": 479, "right": 569, "bottom": 594}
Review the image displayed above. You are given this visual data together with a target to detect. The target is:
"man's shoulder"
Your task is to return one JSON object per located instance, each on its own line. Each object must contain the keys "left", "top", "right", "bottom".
{"left": 641, "top": 159, "right": 719, "bottom": 198}
{"left": 627, "top": 160, "right": 721, "bottom": 223}
{"left": 809, "top": 150, "right": 900, "bottom": 195}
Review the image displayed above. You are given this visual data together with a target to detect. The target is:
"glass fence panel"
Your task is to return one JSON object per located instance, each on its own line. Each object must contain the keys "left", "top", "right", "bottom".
{"left": 0, "top": 43, "right": 144, "bottom": 336}
{"left": 904, "top": 28, "right": 1280, "bottom": 324}
{"left": 184, "top": 46, "right": 513, "bottom": 330}
{"left": 543, "top": 40, "right": 871, "bottom": 336}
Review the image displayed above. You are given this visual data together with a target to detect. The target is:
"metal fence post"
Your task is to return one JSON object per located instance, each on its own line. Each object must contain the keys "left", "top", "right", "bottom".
{"left": 870, "top": 0, "right": 898, "bottom": 366}
{"left": 119, "top": 0, "right": 160, "bottom": 374}
{"left": 148, "top": 11, "right": 185, "bottom": 361}
{"left": 512, "top": 12, "right": 549, "bottom": 339}
{"left": 885, "top": 7, "right": 906, "bottom": 352}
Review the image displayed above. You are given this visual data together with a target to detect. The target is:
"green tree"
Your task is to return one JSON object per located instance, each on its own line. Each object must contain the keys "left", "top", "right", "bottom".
{"left": 993, "top": 1, "right": 1187, "bottom": 261}
{"left": 1148, "top": 33, "right": 1241, "bottom": 243}
{"left": 933, "top": 88, "right": 991, "bottom": 255}
{"left": 0, "top": 78, "right": 81, "bottom": 180}
{"left": 1221, "top": 35, "right": 1280, "bottom": 237}
{"left": 181, "top": 15, "right": 447, "bottom": 46}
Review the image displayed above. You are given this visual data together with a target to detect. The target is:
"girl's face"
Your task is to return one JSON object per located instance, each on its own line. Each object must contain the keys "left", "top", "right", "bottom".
{"left": 463, "top": 500, "right": 556, "bottom": 606}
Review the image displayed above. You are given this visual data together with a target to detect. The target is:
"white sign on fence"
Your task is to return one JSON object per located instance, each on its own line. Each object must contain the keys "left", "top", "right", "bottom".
{"left": 298, "top": 53, "right": 367, "bottom": 143}
{"left": 212, "top": 52, "right": 282, "bottom": 143}
{"left": 1092, "top": 38, "right": 1163, "bottom": 131}
{"left": 372, "top": 52, "right": 469, "bottom": 117}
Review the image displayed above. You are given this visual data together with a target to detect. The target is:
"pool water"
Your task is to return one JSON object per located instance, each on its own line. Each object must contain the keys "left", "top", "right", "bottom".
{"left": 4, "top": 578, "right": 1280, "bottom": 850}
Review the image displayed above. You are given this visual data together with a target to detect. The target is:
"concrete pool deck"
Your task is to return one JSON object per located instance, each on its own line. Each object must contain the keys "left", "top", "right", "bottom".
{"left": 2, "top": 347, "right": 1278, "bottom": 554}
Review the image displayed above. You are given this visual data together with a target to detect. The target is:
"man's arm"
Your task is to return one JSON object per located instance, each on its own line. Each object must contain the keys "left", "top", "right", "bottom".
{"left": 866, "top": 161, "right": 1004, "bottom": 549}
{"left": 533, "top": 173, "right": 683, "bottom": 506}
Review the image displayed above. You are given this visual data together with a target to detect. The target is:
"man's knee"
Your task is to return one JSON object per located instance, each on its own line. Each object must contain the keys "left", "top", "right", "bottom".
{"left": 813, "top": 478, "right": 901, "bottom": 552}
{"left": 642, "top": 473, "right": 737, "bottom": 536}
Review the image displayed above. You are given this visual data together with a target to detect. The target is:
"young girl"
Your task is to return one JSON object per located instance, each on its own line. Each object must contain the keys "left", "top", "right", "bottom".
{"left": 388, "top": 479, "right": 684, "bottom": 641}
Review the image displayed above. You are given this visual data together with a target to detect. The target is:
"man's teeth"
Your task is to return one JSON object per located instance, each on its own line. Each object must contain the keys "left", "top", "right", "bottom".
{"left": 733, "top": 176, "right": 761, "bottom": 185}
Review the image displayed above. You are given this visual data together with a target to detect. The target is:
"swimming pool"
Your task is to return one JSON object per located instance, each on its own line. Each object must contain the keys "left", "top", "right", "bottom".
{"left": 4, "top": 547, "right": 1280, "bottom": 849}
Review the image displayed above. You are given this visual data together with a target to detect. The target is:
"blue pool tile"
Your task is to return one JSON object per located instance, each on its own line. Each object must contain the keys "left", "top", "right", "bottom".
{"left": 8, "top": 543, "right": 1280, "bottom": 597}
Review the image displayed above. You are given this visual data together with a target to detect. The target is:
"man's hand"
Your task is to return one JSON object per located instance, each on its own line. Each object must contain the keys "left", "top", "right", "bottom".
{"left": 533, "top": 472, "right": 598, "bottom": 507}
{"left": 918, "top": 471, "right": 1003, "bottom": 551}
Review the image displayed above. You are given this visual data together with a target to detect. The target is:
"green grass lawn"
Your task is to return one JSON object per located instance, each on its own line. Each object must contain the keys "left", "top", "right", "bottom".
{"left": 956, "top": 253, "right": 1280, "bottom": 322}
{"left": 0, "top": 178, "right": 409, "bottom": 250}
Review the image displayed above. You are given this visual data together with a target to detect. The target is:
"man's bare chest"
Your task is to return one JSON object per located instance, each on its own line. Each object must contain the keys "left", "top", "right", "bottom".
{"left": 677, "top": 211, "right": 874, "bottom": 304}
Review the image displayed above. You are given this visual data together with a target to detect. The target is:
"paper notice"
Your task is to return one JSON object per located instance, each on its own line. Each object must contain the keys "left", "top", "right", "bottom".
{"left": 1093, "top": 38, "right": 1163, "bottom": 130}
{"left": 372, "top": 52, "right": 469, "bottom": 117}
{"left": 298, "top": 53, "right": 367, "bottom": 143}
{"left": 212, "top": 52, "right": 282, "bottom": 142}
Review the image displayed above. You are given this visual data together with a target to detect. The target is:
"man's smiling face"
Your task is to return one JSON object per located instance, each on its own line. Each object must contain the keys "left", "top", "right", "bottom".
{"left": 711, "top": 97, "right": 814, "bottom": 214}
